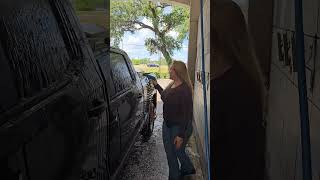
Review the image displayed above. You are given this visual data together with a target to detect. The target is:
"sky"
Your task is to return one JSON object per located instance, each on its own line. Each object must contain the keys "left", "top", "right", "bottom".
{"left": 118, "top": 27, "right": 189, "bottom": 63}
{"left": 109, "top": 1, "right": 247, "bottom": 64}
{"left": 113, "top": 1, "right": 247, "bottom": 64}
{"left": 116, "top": 7, "right": 189, "bottom": 63}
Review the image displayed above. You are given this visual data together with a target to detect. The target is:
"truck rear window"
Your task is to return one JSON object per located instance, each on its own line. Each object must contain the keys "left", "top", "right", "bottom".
{"left": 0, "top": 45, "right": 19, "bottom": 113}
{"left": 110, "top": 52, "right": 133, "bottom": 93}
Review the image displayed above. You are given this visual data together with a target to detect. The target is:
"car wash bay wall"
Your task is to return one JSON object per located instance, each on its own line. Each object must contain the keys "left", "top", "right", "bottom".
{"left": 256, "top": 0, "right": 320, "bottom": 179}
{"left": 192, "top": 0, "right": 210, "bottom": 177}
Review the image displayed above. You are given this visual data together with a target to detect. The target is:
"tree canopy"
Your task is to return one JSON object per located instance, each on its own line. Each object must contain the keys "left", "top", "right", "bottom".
{"left": 111, "top": 0, "right": 189, "bottom": 65}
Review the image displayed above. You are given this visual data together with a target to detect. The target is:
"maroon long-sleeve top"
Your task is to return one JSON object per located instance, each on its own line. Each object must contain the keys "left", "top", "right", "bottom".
{"left": 154, "top": 82, "right": 193, "bottom": 138}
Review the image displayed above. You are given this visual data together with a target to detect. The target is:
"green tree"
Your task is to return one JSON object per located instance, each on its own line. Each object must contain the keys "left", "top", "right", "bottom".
{"left": 111, "top": 0, "right": 189, "bottom": 65}
{"left": 159, "top": 58, "right": 168, "bottom": 65}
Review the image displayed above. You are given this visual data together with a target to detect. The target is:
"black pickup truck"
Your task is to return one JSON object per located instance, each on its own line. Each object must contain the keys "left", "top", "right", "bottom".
{"left": 85, "top": 24, "right": 158, "bottom": 178}
{"left": 108, "top": 47, "right": 157, "bottom": 178}
{"left": 0, "top": 1, "right": 156, "bottom": 180}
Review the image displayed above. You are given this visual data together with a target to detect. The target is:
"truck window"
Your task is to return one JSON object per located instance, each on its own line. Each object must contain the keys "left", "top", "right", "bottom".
{"left": 110, "top": 52, "right": 133, "bottom": 93}
{"left": 97, "top": 54, "right": 116, "bottom": 97}
{"left": 0, "top": 1, "right": 73, "bottom": 113}
{"left": 0, "top": 44, "right": 19, "bottom": 113}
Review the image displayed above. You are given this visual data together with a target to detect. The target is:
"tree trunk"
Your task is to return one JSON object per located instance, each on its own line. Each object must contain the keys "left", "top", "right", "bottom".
{"left": 158, "top": 33, "right": 172, "bottom": 65}
{"left": 160, "top": 47, "right": 172, "bottom": 65}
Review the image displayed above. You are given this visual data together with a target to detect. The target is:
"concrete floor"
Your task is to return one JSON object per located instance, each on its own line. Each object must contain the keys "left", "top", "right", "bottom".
{"left": 118, "top": 79, "right": 204, "bottom": 180}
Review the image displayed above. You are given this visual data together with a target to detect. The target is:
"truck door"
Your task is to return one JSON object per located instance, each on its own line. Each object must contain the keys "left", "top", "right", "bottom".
{"left": 0, "top": 1, "right": 109, "bottom": 179}
{"left": 109, "top": 52, "right": 140, "bottom": 155}
{"left": 96, "top": 52, "right": 121, "bottom": 176}
{"left": 123, "top": 54, "right": 145, "bottom": 128}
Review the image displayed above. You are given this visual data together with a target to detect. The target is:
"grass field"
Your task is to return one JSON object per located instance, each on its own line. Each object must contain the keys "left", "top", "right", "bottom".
{"left": 134, "top": 64, "right": 169, "bottom": 78}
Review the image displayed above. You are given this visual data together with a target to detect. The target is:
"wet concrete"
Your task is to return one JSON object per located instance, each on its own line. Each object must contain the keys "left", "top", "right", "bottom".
{"left": 118, "top": 79, "right": 204, "bottom": 180}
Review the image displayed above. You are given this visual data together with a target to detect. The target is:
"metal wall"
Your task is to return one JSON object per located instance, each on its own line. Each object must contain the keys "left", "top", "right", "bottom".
{"left": 267, "top": 0, "right": 320, "bottom": 179}
{"left": 192, "top": 0, "right": 210, "bottom": 177}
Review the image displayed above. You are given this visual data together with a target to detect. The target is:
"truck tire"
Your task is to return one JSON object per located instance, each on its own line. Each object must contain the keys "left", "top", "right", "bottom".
{"left": 141, "top": 102, "right": 156, "bottom": 139}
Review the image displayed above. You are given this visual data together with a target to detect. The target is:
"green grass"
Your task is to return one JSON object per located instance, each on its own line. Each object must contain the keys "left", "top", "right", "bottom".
{"left": 134, "top": 64, "right": 168, "bottom": 73}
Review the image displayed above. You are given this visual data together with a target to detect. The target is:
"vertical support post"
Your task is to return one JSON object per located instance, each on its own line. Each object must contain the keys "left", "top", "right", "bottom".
{"left": 294, "top": 0, "right": 313, "bottom": 180}
{"left": 199, "top": 0, "right": 211, "bottom": 179}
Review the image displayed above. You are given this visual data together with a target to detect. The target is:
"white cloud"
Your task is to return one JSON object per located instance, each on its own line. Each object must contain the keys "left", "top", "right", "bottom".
{"left": 134, "top": 18, "right": 153, "bottom": 29}
{"left": 168, "top": 30, "right": 179, "bottom": 38}
{"left": 120, "top": 26, "right": 154, "bottom": 46}
{"left": 125, "top": 36, "right": 138, "bottom": 44}
{"left": 163, "top": 6, "right": 172, "bottom": 15}
{"left": 142, "top": 17, "right": 153, "bottom": 27}
{"left": 172, "top": 47, "right": 188, "bottom": 63}
{"left": 139, "top": 28, "right": 154, "bottom": 38}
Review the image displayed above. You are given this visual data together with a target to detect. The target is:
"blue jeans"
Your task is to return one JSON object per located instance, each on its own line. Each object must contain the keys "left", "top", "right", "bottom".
{"left": 162, "top": 122, "right": 195, "bottom": 180}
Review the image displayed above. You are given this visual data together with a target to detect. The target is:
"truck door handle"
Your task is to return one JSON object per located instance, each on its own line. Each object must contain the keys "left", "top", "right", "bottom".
{"left": 88, "top": 98, "right": 108, "bottom": 117}
{"left": 137, "top": 93, "right": 143, "bottom": 99}
{"left": 110, "top": 116, "right": 119, "bottom": 126}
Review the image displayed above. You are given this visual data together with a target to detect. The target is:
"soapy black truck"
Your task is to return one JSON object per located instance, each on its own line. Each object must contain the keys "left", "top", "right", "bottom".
{"left": 0, "top": 1, "right": 157, "bottom": 179}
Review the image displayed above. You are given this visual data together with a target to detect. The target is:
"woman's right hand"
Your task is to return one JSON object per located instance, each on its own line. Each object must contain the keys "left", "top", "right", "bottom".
{"left": 174, "top": 136, "right": 183, "bottom": 150}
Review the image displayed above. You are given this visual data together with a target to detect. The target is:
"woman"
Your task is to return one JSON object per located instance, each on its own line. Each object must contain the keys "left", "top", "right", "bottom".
{"left": 151, "top": 60, "right": 195, "bottom": 180}
{"left": 211, "top": 1, "right": 267, "bottom": 180}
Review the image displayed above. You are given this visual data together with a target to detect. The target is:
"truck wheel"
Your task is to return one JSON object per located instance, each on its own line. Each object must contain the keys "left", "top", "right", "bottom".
{"left": 141, "top": 102, "right": 155, "bottom": 139}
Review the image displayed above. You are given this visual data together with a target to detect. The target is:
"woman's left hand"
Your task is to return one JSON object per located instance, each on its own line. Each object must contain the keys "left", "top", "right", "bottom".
{"left": 174, "top": 136, "right": 183, "bottom": 149}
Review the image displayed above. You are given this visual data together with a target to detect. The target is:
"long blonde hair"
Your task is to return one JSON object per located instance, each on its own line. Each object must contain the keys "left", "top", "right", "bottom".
{"left": 213, "top": 1, "right": 267, "bottom": 111}
{"left": 166, "top": 60, "right": 193, "bottom": 94}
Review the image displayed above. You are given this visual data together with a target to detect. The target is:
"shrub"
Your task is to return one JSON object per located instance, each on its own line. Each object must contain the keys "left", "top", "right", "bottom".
{"left": 132, "top": 59, "right": 142, "bottom": 65}
{"left": 152, "top": 72, "right": 169, "bottom": 79}
{"left": 153, "top": 72, "right": 160, "bottom": 78}
{"left": 162, "top": 73, "right": 168, "bottom": 79}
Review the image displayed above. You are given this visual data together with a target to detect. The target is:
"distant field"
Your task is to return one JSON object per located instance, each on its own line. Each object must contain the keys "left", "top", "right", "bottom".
{"left": 134, "top": 64, "right": 168, "bottom": 73}
{"left": 134, "top": 64, "right": 169, "bottom": 78}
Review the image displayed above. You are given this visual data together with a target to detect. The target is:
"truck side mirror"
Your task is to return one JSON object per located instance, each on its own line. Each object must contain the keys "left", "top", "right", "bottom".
{"left": 104, "top": 37, "right": 110, "bottom": 45}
